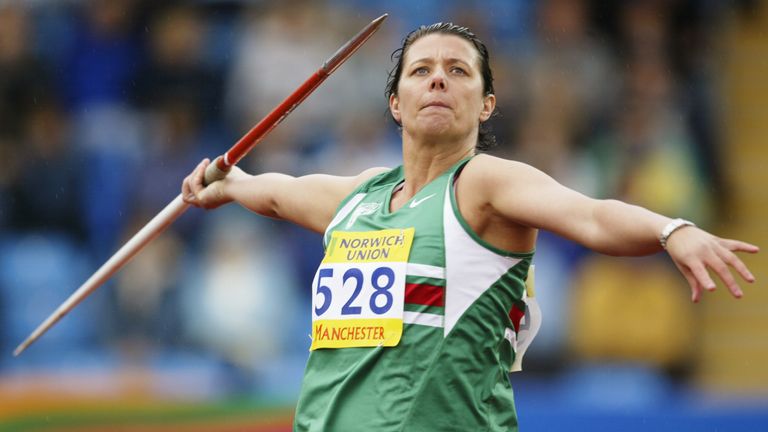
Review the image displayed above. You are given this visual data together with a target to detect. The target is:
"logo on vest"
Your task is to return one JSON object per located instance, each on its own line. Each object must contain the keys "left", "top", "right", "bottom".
{"left": 408, "top": 193, "right": 436, "bottom": 208}
{"left": 346, "top": 202, "right": 381, "bottom": 228}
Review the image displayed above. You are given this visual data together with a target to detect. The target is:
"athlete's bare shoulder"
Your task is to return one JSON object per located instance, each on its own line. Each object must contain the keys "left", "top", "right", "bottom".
{"left": 461, "top": 153, "right": 540, "bottom": 190}
{"left": 453, "top": 154, "right": 541, "bottom": 250}
{"left": 351, "top": 166, "right": 391, "bottom": 188}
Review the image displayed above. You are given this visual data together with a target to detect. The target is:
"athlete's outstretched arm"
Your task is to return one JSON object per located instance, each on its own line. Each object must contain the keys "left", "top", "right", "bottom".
{"left": 182, "top": 158, "right": 387, "bottom": 234}
{"left": 472, "top": 155, "right": 759, "bottom": 302}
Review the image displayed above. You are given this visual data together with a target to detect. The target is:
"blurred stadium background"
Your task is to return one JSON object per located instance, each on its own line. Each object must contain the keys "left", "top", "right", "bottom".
{"left": 1, "top": 0, "right": 766, "bottom": 430}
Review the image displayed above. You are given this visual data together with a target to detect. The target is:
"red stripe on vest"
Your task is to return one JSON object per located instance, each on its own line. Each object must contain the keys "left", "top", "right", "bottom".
{"left": 405, "top": 283, "right": 444, "bottom": 307}
{"left": 509, "top": 305, "right": 525, "bottom": 333}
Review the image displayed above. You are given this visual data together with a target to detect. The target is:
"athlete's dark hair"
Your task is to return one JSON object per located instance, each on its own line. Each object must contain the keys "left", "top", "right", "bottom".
{"left": 385, "top": 22, "right": 497, "bottom": 151}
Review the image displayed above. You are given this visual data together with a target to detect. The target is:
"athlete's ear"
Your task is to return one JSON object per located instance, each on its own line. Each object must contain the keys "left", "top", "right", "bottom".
{"left": 389, "top": 94, "right": 402, "bottom": 124}
{"left": 479, "top": 93, "right": 496, "bottom": 122}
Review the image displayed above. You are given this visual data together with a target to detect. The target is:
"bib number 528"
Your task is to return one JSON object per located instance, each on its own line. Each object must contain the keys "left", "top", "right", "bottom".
{"left": 314, "top": 266, "right": 397, "bottom": 317}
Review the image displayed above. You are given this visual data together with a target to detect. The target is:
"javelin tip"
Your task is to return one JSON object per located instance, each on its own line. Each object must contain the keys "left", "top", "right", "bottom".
{"left": 371, "top": 14, "right": 388, "bottom": 30}
{"left": 13, "top": 340, "right": 29, "bottom": 357}
{"left": 367, "top": 14, "right": 388, "bottom": 33}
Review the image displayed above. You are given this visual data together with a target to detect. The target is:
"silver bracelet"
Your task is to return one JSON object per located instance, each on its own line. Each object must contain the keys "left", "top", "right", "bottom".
{"left": 659, "top": 218, "right": 696, "bottom": 249}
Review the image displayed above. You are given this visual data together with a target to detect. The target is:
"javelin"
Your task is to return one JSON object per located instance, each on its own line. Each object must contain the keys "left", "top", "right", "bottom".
{"left": 14, "top": 13, "right": 388, "bottom": 357}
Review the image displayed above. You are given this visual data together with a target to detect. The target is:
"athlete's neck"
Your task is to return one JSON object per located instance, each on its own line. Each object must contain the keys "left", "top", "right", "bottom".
{"left": 396, "top": 133, "right": 474, "bottom": 204}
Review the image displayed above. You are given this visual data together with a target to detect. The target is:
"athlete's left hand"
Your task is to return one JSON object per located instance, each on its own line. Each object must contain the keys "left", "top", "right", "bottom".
{"left": 664, "top": 226, "right": 759, "bottom": 302}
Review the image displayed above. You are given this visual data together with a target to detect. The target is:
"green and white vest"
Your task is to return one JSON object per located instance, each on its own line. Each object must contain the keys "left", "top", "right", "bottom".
{"left": 294, "top": 157, "right": 535, "bottom": 432}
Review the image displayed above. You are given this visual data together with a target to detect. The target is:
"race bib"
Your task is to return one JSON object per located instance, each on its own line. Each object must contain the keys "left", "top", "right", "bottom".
{"left": 310, "top": 228, "right": 415, "bottom": 350}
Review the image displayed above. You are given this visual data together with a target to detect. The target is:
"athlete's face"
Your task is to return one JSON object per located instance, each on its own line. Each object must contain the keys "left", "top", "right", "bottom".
{"left": 389, "top": 34, "right": 495, "bottom": 144}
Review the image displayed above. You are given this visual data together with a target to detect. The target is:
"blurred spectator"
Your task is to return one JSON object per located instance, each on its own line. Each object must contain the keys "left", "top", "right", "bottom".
{"left": 587, "top": 54, "right": 712, "bottom": 221}
{"left": 568, "top": 255, "right": 695, "bottom": 371}
{"left": 0, "top": 4, "right": 56, "bottom": 138}
{"left": 180, "top": 209, "right": 302, "bottom": 377}
{"left": 0, "top": 135, "right": 18, "bottom": 228}
{"left": 0, "top": 233, "right": 100, "bottom": 360}
{"left": 132, "top": 4, "right": 223, "bottom": 132}
{"left": 7, "top": 99, "right": 86, "bottom": 240}
{"left": 224, "top": 1, "right": 345, "bottom": 174}
{"left": 61, "top": 0, "right": 142, "bottom": 110}
{"left": 309, "top": 108, "right": 401, "bottom": 176}
{"left": 111, "top": 214, "right": 185, "bottom": 354}
{"left": 670, "top": 0, "right": 730, "bottom": 217}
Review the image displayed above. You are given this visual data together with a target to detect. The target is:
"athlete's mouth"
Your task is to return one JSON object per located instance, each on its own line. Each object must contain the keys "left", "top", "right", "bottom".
{"left": 422, "top": 101, "right": 451, "bottom": 110}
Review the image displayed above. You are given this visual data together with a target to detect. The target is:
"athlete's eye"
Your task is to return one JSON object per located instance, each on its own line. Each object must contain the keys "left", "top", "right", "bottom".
{"left": 412, "top": 66, "right": 429, "bottom": 76}
{"left": 450, "top": 66, "right": 467, "bottom": 75}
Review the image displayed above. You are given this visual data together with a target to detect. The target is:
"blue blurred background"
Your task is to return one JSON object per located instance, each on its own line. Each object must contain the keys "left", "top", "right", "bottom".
{"left": 0, "top": 0, "right": 766, "bottom": 430}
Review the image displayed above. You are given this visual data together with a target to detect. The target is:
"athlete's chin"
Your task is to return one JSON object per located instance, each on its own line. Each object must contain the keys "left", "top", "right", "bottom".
{"left": 415, "top": 119, "right": 455, "bottom": 138}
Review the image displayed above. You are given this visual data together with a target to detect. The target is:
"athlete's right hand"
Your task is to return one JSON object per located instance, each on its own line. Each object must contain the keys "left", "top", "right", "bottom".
{"left": 182, "top": 158, "right": 242, "bottom": 209}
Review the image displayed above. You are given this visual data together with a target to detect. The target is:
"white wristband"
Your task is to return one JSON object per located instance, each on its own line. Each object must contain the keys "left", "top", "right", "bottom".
{"left": 659, "top": 218, "right": 696, "bottom": 249}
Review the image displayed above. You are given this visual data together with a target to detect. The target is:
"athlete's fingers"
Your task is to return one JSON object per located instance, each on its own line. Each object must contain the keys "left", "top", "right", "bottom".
{"left": 182, "top": 167, "right": 198, "bottom": 203}
{"left": 677, "top": 263, "right": 704, "bottom": 303}
{"left": 183, "top": 159, "right": 208, "bottom": 204}
{"left": 707, "top": 255, "right": 743, "bottom": 299}
{"left": 190, "top": 158, "right": 210, "bottom": 196}
{"left": 182, "top": 173, "right": 193, "bottom": 202}
{"left": 718, "top": 246, "right": 756, "bottom": 284}
{"left": 720, "top": 238, "right": 760, "bottom": 254}
{"left": 690, "top": 261, "right": 716, "bottom": 294}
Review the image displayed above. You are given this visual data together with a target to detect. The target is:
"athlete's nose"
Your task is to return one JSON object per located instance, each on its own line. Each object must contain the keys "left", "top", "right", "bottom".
{"left": 429, "top": 70, "right": 446, "bottom": 91}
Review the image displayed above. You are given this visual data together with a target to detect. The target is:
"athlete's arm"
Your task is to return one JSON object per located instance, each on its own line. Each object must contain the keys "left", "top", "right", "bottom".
{"left": 182, "top": 158, "right": 388, "bottom": 233}
{"left": 464, "top": 154, "right": 758, "bottom": 301}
